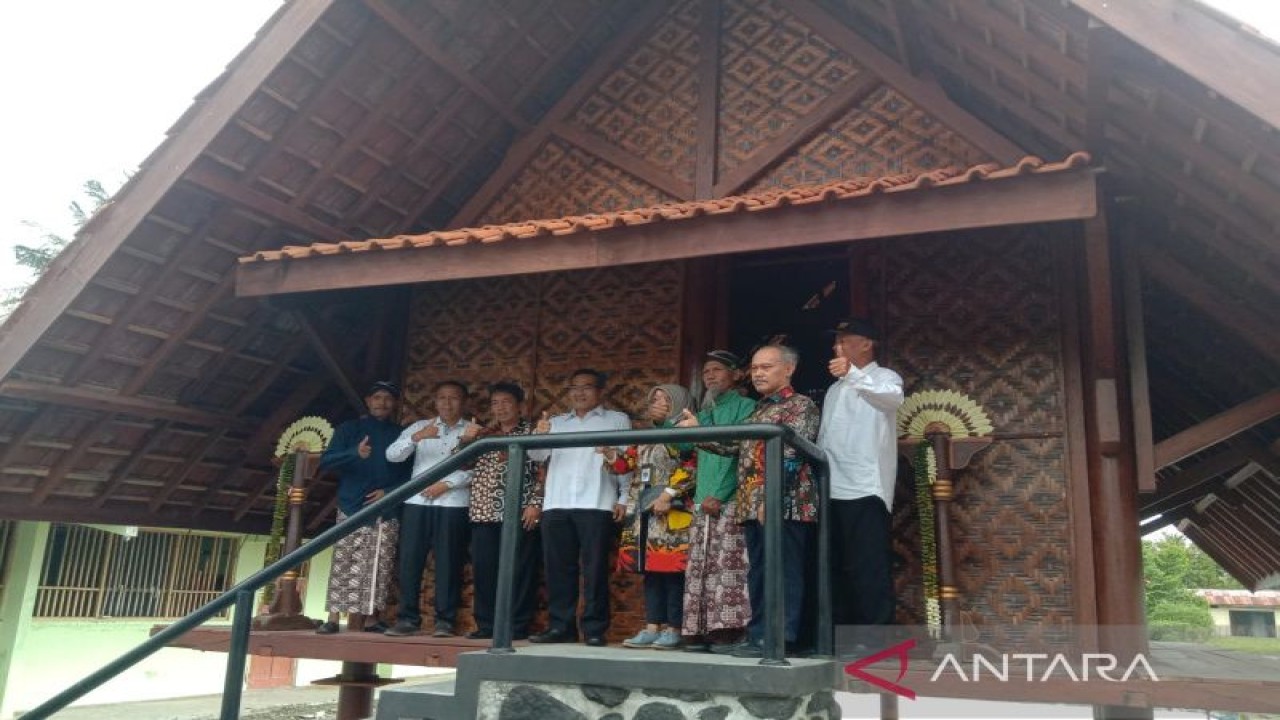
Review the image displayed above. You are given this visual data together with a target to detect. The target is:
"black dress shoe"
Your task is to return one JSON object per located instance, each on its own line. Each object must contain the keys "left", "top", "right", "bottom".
{"left": 383, "top": 621, "right": 420, "bottom": 637}
{"left": 465, "top": 629, "right": 493, "bottom": 640}
{"left": 315, "top": 621, "right": 339, "bottom": 635}
{"left": 432, "top": 622, "right": 456, "bottom": 638}
{"left": 529, "top": 629, "right": 577, "bottom": 644}
{"left": 710, "top": 640, "right": 753, "bottom": 655}
{"left": 584, "top": 636, "right": 607, "bottom": 647}
{"left": 362, "top": 621, "right": 389, "bottom": 633}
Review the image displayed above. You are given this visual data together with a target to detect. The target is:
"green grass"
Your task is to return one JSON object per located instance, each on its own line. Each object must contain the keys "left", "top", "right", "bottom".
{"left": 1206, "top": 635, "right": 1280, "bottom": 655}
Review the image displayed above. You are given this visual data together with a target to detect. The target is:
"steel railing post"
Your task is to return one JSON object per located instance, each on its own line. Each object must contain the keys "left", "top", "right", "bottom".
{"left": 220, "top": 590, "right": 255, "bottom": 720}
{"left": 490, "top": 443, "right": 525, "bottom": 654}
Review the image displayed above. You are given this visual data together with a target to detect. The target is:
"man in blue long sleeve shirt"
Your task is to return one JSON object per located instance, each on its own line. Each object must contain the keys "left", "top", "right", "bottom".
{"left": 315, "top": 381, "right": 411, "bottom": 635}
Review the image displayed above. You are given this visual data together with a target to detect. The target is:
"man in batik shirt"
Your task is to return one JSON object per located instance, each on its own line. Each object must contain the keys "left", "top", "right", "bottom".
{"left": 458, "top": 382, "right": 543, "bottom": 640}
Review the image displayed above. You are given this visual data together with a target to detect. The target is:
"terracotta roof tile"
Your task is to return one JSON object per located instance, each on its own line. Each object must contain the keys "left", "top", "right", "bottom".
{"left": 240, "top": 152, "right": 1092, "bottom": 264}
{"left": 1196, "top": 589, "right": 1280, "bottom": 607}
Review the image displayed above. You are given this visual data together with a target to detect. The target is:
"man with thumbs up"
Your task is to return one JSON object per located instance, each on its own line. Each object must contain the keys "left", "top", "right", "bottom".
{"left": 817, "top": 318, "right": 903, "bottom": 649}
{"left": 528, "top": 369, "right": 631, "bottom": 647}
{"left": 315, "top": 381, "right": 411, "bottom": 635}
{"left": 384, "top": 380, "right": 475, "bottom": 637}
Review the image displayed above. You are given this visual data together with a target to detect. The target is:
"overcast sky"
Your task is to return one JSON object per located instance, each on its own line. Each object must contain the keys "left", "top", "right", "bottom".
{"left": 0, "top": 0, "right": 1276, "bottom": 298}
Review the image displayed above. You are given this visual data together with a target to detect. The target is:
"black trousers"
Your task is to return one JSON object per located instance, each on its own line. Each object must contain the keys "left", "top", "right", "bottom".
{"left": 541, "top": 509, "right": 614, "bottom": 638}
{"left": 396, "top": 504, "right": 469, "bottom": 627}
{"left": 643, "top": 572, "right": 685, "bottom": 627}
{"left": 470, "top": 521, "right": 541, "bottom": 635}
{"left": 743, "top": 519, "right": 812, "bottom": 643}
{"left": 830, "top": 496, "right": 895, "bottom": 630}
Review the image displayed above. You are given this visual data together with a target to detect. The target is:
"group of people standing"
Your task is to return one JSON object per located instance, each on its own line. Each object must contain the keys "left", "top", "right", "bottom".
{"left": 313, "top": 316, "right": 903, "bottom": 658}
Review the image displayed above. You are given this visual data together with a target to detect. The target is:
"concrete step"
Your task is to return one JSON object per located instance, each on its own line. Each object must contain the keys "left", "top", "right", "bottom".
{"left": 375, "top": 675, "right": 458, "bottom": 720}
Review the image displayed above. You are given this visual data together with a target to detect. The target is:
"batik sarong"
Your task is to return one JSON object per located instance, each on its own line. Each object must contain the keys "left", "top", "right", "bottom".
{"left": 324, "top": 513, "right": 399, "bottom": 615}
{"left": 681, "top": 501, "right": 750, "bottom": 634}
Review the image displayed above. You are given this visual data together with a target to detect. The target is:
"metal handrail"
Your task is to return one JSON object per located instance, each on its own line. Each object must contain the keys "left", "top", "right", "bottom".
{"left": 24, "top": 423, "right": 828, "bottom": 719}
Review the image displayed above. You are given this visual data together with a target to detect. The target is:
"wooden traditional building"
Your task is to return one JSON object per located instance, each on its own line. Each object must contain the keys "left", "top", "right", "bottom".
{"left": 1, "top": 0, "right": 1277, "bottom": 716}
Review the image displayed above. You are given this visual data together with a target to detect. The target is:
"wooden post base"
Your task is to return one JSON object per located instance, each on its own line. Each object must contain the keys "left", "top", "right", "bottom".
{"left": 313, "top": 661, "right": 403, "bottom": 720}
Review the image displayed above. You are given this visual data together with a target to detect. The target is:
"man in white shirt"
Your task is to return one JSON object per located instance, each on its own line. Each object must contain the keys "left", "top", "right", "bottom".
{"left": 817, "top": 318, "right": 904, "bottom": 646}
{"left": 528, "top": 369, "right": 631, "bottom": 647}
{"left": 383, "top": 380, "right": 475, "bottom": 637}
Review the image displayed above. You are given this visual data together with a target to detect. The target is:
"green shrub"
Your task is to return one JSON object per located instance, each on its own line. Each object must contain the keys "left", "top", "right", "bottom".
{"left": 1148, "top": 601, "right": 1214, "bottom": 642}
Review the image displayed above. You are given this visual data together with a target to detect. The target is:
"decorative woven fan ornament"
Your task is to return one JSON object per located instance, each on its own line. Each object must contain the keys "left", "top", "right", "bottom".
{"left": 898, "top": 389, "right": 993, "bottom": 439}
{"left": 898, "top": 390, "right": 992, "bottom": 639}
{"left": 274, "top": 416, "right": 334, "bottom": 457}
{"left": 263, "top": 416, "right": 333, "bottom": 604}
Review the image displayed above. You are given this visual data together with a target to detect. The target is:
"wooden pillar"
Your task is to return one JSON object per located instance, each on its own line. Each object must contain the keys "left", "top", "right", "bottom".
{"left": 1079, "top": 201, "right": 1151, "bottom": 719}
{"left": 928, "top": 433, "right": 959, "bottom": 642}
{"left": 253, "top": 450, "right": 318, "bottom": 631}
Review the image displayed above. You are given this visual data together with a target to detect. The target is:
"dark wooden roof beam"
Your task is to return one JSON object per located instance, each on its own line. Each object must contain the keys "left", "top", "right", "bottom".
{"left": 184, "top": 166, "right": 346, "bottom": 242}
{"left": 693, "top": 0, "right": 721, "bottom": 200}
{"left": 1141, "top": 447, "right": 1248, "bottom": 518}
{"left": 195, "top": 374, "right": 332, "bottom": 517}
{"left": 147, "top": 429, "right": 228, "bottom": 512}
{"left": 343, "top": 84, "right": 482, "bottom": 227}
{"left": 883, "top": 0, "right": 924, "bottom": 74}
{"left": 933, "top": 0, "right": 1087, "bottom": 97}
{"left": 29, "top": 413, "right": 114, "bottom": 506}
{"left": 1071, "top": 0, "right": 1280, "bottom": 130}
{"left": 0, "top": 380, "right": 251, "bottom": 433}
{"left": 362, "top": 0, "right": 528, "bottom": 131}
{"left": 1154, "top": 389, "right": 1280, "bottom": 469}
{"left": 1110, "top": 96, "right": 1280, "bottom": 226}
{"left": 790, "top": 0, "right": 1024, "bottom": 163}
{"left": 924, "top": 38, "right": 1079, "bottom": 150}
{"left": 1142, "top": 250, "right": 1280, "bottom": 367}
{"left": 122, "top": 272, "right": 236, "bottom": 395}
{"left": 90, "top": 420, "right": 170, "bottom": 508}
{"left": 63, "top": 216, "right": 221, "bottom": 386}
{"left": 918, "top": 9, "right": 1084, "bottom": 128}
{"left": 448, "top": 0, "right": 675, "bottom": 228}
{"left": 293, "top": 307, "right": 366, "bottom": 415}
{"left": 0, "top": 1, "right": 340, "bottom": 385}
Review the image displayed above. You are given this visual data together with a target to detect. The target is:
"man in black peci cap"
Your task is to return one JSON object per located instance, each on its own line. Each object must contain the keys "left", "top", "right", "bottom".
{"left": 670, "top": 350, "right": 756, "bottom": 652}
{"left": 315, "top": 381, "right": 411, "bottom": 635}
{"left": 817, "top": 318, "right": 904, "bottom": 649}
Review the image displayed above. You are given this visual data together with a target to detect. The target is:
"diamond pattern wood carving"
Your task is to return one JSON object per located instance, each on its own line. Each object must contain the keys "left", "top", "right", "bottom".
{"left": 717, "top": 0, "right": 866, "bottom": 178}
{"left": 477, "top": 139, "right": 676, "bottom": 226}
{"left": 750, "top": 87, "right": 990, "bottom": 190}
{"left": 570, "top": 0, "right": 701, "bottom": 185}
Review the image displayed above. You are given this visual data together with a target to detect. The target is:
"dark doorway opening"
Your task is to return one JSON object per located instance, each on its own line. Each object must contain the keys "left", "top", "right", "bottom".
{"left": 727, "top": 247, "right": 852, "bottom": 403}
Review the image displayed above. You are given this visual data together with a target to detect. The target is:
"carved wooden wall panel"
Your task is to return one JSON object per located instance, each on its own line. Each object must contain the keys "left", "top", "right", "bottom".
{"left": 399, "top": 260, "right": 685, "bottom": 638}
{"left": 750, "top": 87, "right": 991, "bottom": 191}
{"left": 570, "top": 0, "right": 701, "bottom": 185}
{"left": 477, "top": 138, "right": 676, "bottom": 226}
{"left": 873, "top": 225, "right": 1075, "bottom": 649}
{"left": 716, "top": 0, "right": 867, "bottom": 178}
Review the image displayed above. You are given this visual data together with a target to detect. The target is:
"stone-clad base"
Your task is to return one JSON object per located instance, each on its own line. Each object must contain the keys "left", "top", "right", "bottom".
{"left": 477, "top": 680, "right": 840, "bottom": 720}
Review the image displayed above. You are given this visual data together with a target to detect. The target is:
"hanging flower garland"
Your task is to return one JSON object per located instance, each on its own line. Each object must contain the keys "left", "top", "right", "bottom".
{"left": 898, "top": 390, "right": 993, "bottom": 641}
{"left": 260, "top": 455, "right": 295, "bottom": 605}
{"left": 914, "top": 442, "right": 942, "bottom": 638}
{"left": 262, "top": 416, "right": 334, "bottom": 606}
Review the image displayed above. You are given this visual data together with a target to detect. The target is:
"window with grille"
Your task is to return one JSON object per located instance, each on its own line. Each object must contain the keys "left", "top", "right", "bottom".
{"left": 35, "top": 524, "right": 239, "bottom": 619}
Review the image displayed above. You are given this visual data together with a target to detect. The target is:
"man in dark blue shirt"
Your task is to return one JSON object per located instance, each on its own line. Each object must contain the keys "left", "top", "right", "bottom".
{"left": 315, "top": 381, "right": 411, "bottom": 634}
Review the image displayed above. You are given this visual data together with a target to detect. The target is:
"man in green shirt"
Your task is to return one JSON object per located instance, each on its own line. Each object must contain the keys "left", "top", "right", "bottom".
{"left": 676, "top": 350, "right": 755, "bottom": 651}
